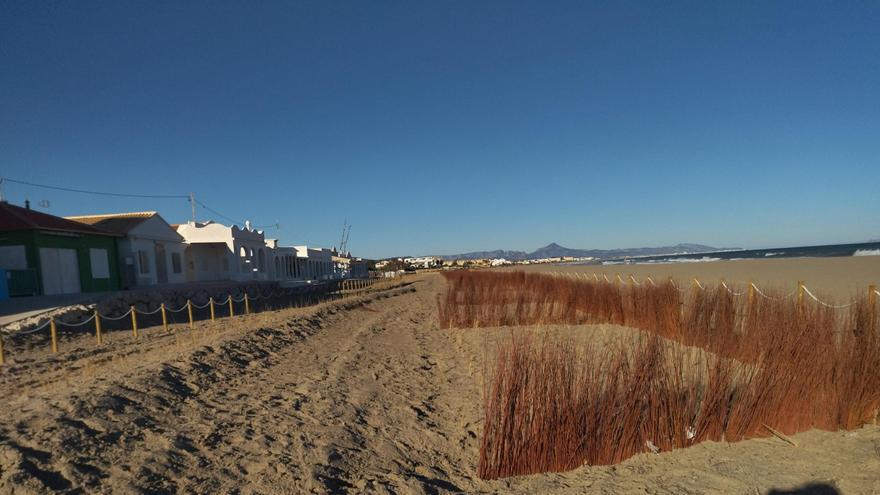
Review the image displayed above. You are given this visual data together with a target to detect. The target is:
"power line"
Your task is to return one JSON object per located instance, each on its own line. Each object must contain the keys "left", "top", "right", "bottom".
{"left": 0, "top": 177, "right": 189, "bottom": 199}
{"left": 193, "top": 198, "right": 244, "bottom": 226}
{"left": 2, "top": 176, "right": 272, "bottom": 229}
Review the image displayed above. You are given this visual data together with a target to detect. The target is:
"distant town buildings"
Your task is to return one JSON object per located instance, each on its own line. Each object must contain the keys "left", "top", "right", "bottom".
{"left": 0, "top": 200, "right": 373, "bottom": 297}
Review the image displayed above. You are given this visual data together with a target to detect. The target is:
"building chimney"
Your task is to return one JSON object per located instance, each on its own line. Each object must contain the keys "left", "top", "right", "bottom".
{"left": 24, "top": 199, "right": 30, "bottom": 210}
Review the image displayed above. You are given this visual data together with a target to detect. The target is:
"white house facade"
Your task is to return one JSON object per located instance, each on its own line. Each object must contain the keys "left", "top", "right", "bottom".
{"left": 294, "top": 246, "right": 334, "bottom": 281}
{"left": 66, "top": 211, "right": 187, "bottom": 288}
{"left": 176, "top": 220, "right": 269, "bottom": 282}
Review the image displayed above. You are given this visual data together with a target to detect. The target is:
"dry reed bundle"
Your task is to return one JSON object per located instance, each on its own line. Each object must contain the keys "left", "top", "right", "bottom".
{"left": 439, "top": 271, "right": 880, "bottom": 479}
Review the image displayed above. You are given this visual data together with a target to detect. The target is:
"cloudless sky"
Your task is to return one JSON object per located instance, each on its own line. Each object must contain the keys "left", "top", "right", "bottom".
{"left": 1, "top": 1, "right": 878, "bottom": 259}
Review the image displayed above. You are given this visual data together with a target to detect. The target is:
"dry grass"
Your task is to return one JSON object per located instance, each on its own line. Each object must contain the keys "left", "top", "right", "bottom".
{"left": 438, "top": 271, "right": 880, "bottom": 479}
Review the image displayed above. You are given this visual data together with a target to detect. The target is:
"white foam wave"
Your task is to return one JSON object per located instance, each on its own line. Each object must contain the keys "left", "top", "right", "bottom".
{"left": 853, "top": 249, "right": 880, "bottom": 257}
{"left": 764, "top": 252, "right": 781, "bottom": 257}
{"left": 604, "top": 256, "right": 721, "bottom": 265}
{"left": 665, "top": 256, "right": 722, "bottom": 264}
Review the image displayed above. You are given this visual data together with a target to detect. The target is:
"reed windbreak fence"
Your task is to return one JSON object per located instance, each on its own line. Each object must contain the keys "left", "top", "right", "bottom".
{"left": 438, "top": 271, "right": 880, "bottom": 479}
{"left": 0, "top": 277, "right": 384, "bottom": 365}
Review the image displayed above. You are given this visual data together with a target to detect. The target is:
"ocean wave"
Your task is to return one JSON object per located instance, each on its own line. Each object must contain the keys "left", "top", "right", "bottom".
{"left": 603, "top": 256, "right": 721, "bottom": 265}
{"left": 853, "top": 249, "right": 880, "bottom": 257}
{"left": 764, "top": 252, "right": 781, "bottom": 257}
{"left": 665, "top": 256, "right": 722, "bottom": 264}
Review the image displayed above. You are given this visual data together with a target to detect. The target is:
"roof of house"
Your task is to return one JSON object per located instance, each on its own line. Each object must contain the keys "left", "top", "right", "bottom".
{"left": 0, "top": 201, "right": 120, "bottom": 236}
{"left": 66, "top": 211, "right": 158, "bottom": 235}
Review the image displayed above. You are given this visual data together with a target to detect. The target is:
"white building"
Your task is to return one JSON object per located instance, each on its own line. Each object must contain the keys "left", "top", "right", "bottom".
{"left": 294, "top": 245, "right": 334, "bottom": 281}
{"left": 67, "top": 211, "right": 187, "bottom": 287}
{"left": 404, "top": 256, "right": 442, "bottom": 269}
{"left": 176, "top": 220, "right": 269, "bottom": 282}
{"left": 266, "top": 239, "right": 307, "bottom": 283}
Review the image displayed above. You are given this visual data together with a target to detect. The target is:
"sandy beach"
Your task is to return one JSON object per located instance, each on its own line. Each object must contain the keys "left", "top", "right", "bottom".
{"left": 1, "top": 272, "right": 878, "bottom": 493}
{"left": 518, "top": 255, "right": 880, "bottom": 301}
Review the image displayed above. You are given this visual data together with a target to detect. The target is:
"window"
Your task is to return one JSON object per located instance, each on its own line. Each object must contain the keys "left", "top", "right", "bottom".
{"left": 0, "top": 245, "right": 27, "bottom": 270}
{"left": 138, "top": 250, "right": 150, "bottom": 274}
{"left": 89, "top": 248, "right": 110, "bottom": 278}
{"left": 171, "top": 252, "right": 182, "bottom": 274}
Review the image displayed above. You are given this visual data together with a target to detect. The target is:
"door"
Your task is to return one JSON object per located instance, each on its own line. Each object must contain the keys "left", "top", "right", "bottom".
{"left": 154, "top": 243, "right": 168, "bottom": 284}
{"left": 39, "top": 248, "right": 82, "bottom": 295}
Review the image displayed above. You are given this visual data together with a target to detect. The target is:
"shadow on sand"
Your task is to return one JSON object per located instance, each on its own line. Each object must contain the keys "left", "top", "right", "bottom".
{"left": 768, "top": 483, "right": 840, "bottom": 495}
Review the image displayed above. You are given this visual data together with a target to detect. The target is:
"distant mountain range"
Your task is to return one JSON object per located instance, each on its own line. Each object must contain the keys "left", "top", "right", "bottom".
{"left": 437, "top": 242, "right": 732, "bottom": 261}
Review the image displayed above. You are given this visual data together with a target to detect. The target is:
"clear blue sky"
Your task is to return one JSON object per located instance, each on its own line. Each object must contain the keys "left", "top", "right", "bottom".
{"left": 2, "top": 1, "right": 878, "bottom": 259}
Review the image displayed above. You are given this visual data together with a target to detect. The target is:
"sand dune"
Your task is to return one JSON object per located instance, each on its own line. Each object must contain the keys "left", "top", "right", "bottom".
{"left": 0, "top": 274, "right": 878, "bottom": 493}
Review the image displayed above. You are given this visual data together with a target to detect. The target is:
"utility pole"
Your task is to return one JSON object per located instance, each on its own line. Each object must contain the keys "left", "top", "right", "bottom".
{"left": 189, "top": 192, "right": 196, "bottom": 222}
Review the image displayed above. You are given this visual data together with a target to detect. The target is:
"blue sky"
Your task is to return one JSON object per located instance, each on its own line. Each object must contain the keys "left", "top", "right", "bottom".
{"left": 1, "top": 1, "right": 878, "bottom": 258}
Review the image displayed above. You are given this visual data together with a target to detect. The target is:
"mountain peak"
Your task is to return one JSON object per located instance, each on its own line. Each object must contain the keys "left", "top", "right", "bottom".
{"left": 439, "top": 242, "right": 725, "bottom": 261}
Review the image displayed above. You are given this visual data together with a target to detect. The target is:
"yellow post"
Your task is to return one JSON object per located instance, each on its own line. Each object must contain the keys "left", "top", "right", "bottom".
{"left": 244, "top": 295, "right": 250, "bottom": 314}
{"left": 187, "top": 300, "right": 196, "bottom": 344}
{"left": 797, "top": 281, "right": 805, "bottom": 312}
{"left": 50, "top": 318, "right": 58, "bottom": 354}
{"left": 228, "top": 296, "right": 234, "bottom": 317}
{"left": 0, "top": 335, "right": 4, "bottom": 365}
{"left": 187, "top": 300, "right": 194, "bottom": 330}
{"left": 131, "top": 306, "right": 138, "bottom": 339}
{"left": 95, "top": 310, "right": 103, "bottom": 345}
{"left": 209, "top": 297, "right": 215, "bottom": 321}
{"left": 161, "top": 303, "right": 168, "bottom": 333}
{"left": 748, "top": 281, "right": 755, "bottom": 309}
{"left": 868, "top": 284, "right": 876, "bottom": 332}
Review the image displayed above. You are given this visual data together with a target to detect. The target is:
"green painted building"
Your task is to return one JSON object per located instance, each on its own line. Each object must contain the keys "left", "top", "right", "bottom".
{"left": 0, "top": 201, "right": 122, "bottom": 296}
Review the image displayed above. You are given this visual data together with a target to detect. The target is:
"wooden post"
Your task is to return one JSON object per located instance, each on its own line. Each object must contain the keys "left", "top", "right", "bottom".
{"left": 244, "top": 295, "right": 250, "bottom": 315}
{"left": 0, "top": 335, "right": 4, "bottom": 365}
{"left": 868, "top": 284, "right": 877, "bottom": 333}
{"left": 209, "top": 297, "right": 215, "bottom": 321}
{"left": 187, "top": 300, "right": 194, "bottom": 330}
{"left": 228, "top": 296, "right": 234, "bottom": 317}
{"left": 161, "top": 303, "right": 168, "bottom": 332}
{"left": 748, "top": 281, "right": 756, "bottom": 309}
{"left": 50, "top": 318, "right": 58, "bottom": 354}
{"left": 131, "top": 306, "right": 139, "bottom": 339}
{"left": 797, "top": 281, "right": 805, "bottom": 315}
{"left": 95, "top": 310, "right": 103, "bottom": 345}
{"left": 187, "top": 300, "right": 196, "bottom": 344}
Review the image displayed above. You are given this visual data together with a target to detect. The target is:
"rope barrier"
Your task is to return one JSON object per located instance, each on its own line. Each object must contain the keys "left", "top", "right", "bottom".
{"left": 721, "top": 280, "right": 745, "bottom": 296}
{"left": 56, "top": 314, "right": 98, "bottom": 327}
{"left": 751, "top": 283, "right": 781, "bottom": 301}
{"left": 189, "top": 301, "right": 212, "bottom": 310}
{"left": 134, "top": 306, "right": 164, "bottom": 315}
{"left": 801, "top": 286, "right": 856, "bottom": 309}
{"left": 11, "top": 319, "right": 52, "bottom": 336}
{"left": 100, "top": 308, "right": 134, "bottom": 321}
{"left": 165, "top": 304, "right": 189, "bottom": 313}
